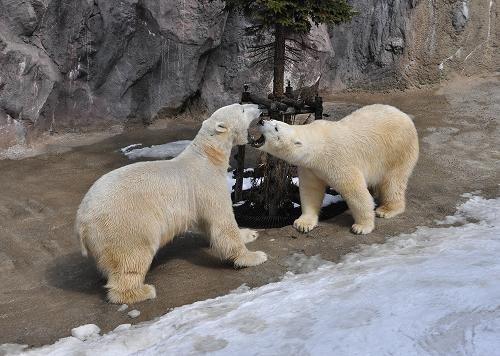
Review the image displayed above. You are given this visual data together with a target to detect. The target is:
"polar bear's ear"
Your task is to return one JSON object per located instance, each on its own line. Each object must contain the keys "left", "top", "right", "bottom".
{"left": 215, "top": 122, "right": 228, "bottom": 133}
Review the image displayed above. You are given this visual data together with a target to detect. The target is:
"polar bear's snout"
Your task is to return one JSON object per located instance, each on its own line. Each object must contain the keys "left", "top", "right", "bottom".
{"left": 248, "top": 119, "right": 289, "bottom": 148}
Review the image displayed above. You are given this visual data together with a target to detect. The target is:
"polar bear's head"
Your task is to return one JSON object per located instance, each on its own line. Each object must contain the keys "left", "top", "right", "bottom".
{"left": 200, "top": 103, "right": 262, "bottom": 146}
{"left": 249, "top": 119, "right": 306, "bottom": 165}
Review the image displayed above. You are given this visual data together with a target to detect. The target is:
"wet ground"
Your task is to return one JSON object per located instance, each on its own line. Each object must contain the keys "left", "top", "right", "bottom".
{"left": 0, "top": 73, "right": 498, "bottom": 347}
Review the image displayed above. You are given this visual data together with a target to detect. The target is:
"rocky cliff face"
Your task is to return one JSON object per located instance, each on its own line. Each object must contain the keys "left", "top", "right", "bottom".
{"left": 0, "top": 0, "right": 498, "bottom": 149}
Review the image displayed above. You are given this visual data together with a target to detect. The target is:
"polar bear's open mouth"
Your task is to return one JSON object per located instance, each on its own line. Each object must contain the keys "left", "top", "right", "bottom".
{"left": 249, "top": 133, "right": 266, "bottom": 148}
{"left": 248, "top": 117, "right": 266, "bottom": 148}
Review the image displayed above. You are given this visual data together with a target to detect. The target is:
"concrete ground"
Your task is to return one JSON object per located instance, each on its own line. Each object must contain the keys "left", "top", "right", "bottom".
{"left": 0, "top": 73, "right": 498, "bottom": 347}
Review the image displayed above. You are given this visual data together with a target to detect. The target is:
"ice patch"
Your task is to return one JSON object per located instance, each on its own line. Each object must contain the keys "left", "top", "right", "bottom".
{"left": 117, "top": 304, "right": 128, "bottom": 312}
{"left": 285, "top": 253, "right": 331, "bottom": 274}
{"left": 70, "top": 324, "right": 100, "bottom": 341}
{"left": 122, "top": 140, "right": 191, "bottom": 160}
{"left": 113, "top": 324, "right": 131, "bottom": 332}
{"left": 9, "top": 195, "right": 500, "bottom": 356}
{"left": 435, "top": 214, "right": 465, "bottom": 225}
{"left": 120, "top": 144, "right": 142, "bottom": 153}
{"left": 436, "top": 194, "right": 499, "bottom": 225}
{"left": 0, "top": 344, "right": 28, "bottom": 355}
{"left": 127, "top": 310, "right": 140, "bottom": 318}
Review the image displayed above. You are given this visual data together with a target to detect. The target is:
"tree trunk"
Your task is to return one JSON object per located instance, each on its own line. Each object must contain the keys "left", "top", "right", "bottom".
{"left": 259, "top": 24, "right": 292, "bottom": 216}
{"left": 273, "top": 24, "right": 286, "bottom": 97}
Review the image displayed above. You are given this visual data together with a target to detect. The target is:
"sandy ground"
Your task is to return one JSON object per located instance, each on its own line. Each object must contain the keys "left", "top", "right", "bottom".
{"left": 0, "top": 73, "right": 498, "bottom": 347}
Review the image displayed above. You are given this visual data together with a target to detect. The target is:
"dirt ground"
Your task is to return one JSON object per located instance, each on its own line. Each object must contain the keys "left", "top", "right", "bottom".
{"left": 0, "top": 73, "right": 498, "bottom": 347}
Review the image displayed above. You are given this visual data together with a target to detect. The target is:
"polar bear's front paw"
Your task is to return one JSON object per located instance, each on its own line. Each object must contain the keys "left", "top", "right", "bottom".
{"left": 293, "top": 215, "right": 318, "bottom": 233}
{"left": 239, "top": 228, "right": 259, "bottom": 244}
{"left": 351, "top": 223, "right": 374, "bottom": 235}
{"left": 234, "top": 251, "right": 268, "bottom": 267}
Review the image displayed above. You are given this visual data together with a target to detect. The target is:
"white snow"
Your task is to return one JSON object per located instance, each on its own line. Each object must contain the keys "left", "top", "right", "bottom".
{"left": 127, "top": 310, "right": 141, "bottom": 319}
{"left": 321, "top": 193, "right": 343, "bottom": 207}
{"left": 70, "top": 324, "right": 100, "bottom": 341}
{"left": 8, "top": 194, "right": 500, "bottom": 356}
{"left": 285, "top": 253, "right": 330, "bottom": 274}
{"left": 122, "top": 140, "right": 191, "bottom": 160}
{"left": 0, "top": 344, "right": 28, "bottom": 355}
{"left": 117, "top": 304, "right": 128, "bottom": 312}
{"left": 119, "top": 144, "right": 142, "bottom": 153}
{"left": 113, "top": 324, "right": 131, "bottom": 332}
{"left": 232, "top": 200, "right": 246, "bottom": 207}
{"left": 225, "top": 172, "right": 260, "bottom": 192}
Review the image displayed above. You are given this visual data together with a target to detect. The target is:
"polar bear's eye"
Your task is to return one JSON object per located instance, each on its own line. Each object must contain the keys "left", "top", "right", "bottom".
{"left": 274, "top": 127, "right": 278, "bottom": 132}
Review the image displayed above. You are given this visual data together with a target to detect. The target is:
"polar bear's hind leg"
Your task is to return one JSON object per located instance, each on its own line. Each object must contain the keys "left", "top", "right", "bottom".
{"left": 103, "top": 248, "right": 156, "bottom": 304}
{"left": 375, "top": 168, "right": 409, "bottom": 219}
{"left": 107, "top": 279, "right": 156, "bottom": 304}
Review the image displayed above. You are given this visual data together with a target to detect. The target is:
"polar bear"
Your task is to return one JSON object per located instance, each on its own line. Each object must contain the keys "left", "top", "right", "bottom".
{"left": 250, "top": 104, "right": 419, "bottom": 235}
{"left": 76, "top": 103, "right": 267, "bottom": 304}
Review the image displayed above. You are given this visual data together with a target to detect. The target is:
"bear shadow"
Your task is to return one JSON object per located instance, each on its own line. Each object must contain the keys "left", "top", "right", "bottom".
{"left": 45, "top": 234, "right": 234, "bottom": 297}
{"left": 45, "top": 252, "right": 105, "bottom": 298}
{"left": 323, "top": 212, "right": 353, "bottom": 229}
{"left": 151, "top": 233, "right": 235, "bottom": 272}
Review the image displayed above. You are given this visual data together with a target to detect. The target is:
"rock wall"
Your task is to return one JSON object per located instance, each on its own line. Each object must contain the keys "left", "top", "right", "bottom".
{"left": 0, "top": 0, "right": 498, "bottom": 148}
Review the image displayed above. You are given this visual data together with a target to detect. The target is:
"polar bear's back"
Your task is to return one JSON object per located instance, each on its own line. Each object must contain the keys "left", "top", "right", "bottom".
{"left": 340, "top": 104, "right": 414, "bottom": 129}
{"left": 79, "top": 161, "right": 187, "bottom": 211}
{"left": 304, "top": 104, "right": 418, "bottom": 186}
{"left": 342, "top": 104, "right": 418, "bottom": 180}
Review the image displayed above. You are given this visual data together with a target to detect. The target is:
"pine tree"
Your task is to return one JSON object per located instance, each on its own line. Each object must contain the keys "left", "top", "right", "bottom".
{"left": 222, "top": 0, "right": 355, "bottom": 96}
{"left": 213, "top": 0, "right": 355, "bottom": 218}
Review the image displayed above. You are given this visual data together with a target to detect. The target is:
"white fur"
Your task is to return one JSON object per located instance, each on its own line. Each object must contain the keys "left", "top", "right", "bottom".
{"left": 76, "top": 104, "right": 267, "bottom": 304}
{"left": 257, "top": 104, "right": 419, "bottom": 235}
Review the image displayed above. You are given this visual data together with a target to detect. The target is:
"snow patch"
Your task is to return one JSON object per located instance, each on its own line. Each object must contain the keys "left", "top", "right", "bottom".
{"left": 225, "top": 171, "right": 261, "bottom": 193}
{"left": 285, "top": 253, "right": 331, "bottom": 274}
{"left": 232, "top": 200, "right": 246, "bottom": 207}
{"left": 120, "top": 144, "right": 142, "bottom": 153}
{"left": 127, "top": 310, "right": 141, "bottom": 318}
{"left": 0, "top": 344, "right": 28, "bottom": 355}
{"left": 117, "top": 304, "right": 128, "bottom": 312}
{"left": 122, "top": 140, "right": 191, "bottom": 160}
{"left": 70, "top": 324, "right": 100, "bottom": 341}
{"left": 113, "top": 324, "right": 131, "bottom": 332}
{"left": 322, "top": 193, "right": 343, "bottom": 207}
